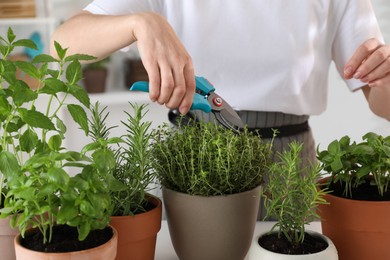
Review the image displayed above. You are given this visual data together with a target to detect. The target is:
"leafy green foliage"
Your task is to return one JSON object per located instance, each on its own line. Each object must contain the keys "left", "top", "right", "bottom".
{"left": 0, "top": 28, "right": 114, "bottom": 245}
{"left": 87, "top": 102, "right": 155, "bottom": 216}
{"left": 264, "top": 141, "right": 328, "bottom": 246}
{"left": 317, "top": 132, "right": 390, "bottom": 197}
{"left": 151, "top": 119, "right": 273, "bottom": 196}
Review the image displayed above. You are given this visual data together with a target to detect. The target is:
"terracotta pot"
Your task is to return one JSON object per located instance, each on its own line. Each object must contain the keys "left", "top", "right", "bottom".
{"left": 318, "top": 179, "right": 390, "bottom": 260}
{"left": 82, "top": 68, "right": 108, "bottom": 93}
{"left": 110, "top": 194, "right": 162, "bottom": 260}
{"left": 14, "top": 225, "right": 118, "bottom": 260}
{"left": 163, "top": 185, "right": 262, "bottom": 260}
{"left": 0, "top": 215, "right": 19, "bottom": 260}
{"left": 248, "top": 230, "right": 338, "bottom": 260}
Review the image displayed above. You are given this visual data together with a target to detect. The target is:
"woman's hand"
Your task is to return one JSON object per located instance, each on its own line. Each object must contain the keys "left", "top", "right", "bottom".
{"left": 133, "top": 12, "right": 195, "bottom": 115}
{"left": 344, "top": 38, "right": 390, "bottom": 87}
{"left": 344, "top": 38, "right": 390, "bottom": 120}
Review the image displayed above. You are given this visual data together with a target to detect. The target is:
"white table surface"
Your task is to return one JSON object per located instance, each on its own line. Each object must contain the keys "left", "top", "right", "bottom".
{"left": 155, "top": 220, "right": 322, "bottom": 260}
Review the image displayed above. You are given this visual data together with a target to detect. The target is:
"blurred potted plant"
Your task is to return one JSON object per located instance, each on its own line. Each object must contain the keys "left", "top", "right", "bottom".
{"left": 0, "top": 28, "right": 117, "bottom": 259}
{"left": 82, "top": 57, "right": 110, "bottom": 93}
{"left": 87, "top": 102, "right": 162, "bottom": 260}
{"left": 248, "top": 141, "right": 338, "bottom": 259}
{"left": 317, "top": 132, "right": 390, "bottom": 260}
{"left": 151, "top": 119, "right": 273, "bottom": 260}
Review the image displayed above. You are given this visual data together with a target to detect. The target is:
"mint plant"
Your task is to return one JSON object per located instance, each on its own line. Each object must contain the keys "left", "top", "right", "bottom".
{"left": 317, "top": 132, "right": 390, "bottom": 198}
{"left": 87, "top": 102, "right": 156, "bottom": 216}
{"left": 151, "top": 119, "right": 273, "bottom": 196}
{"left": 263, "top": 141, "right": 328, "bottom": 247}
{"left": 0, "top": 28, "right": 115, "bottom": 245}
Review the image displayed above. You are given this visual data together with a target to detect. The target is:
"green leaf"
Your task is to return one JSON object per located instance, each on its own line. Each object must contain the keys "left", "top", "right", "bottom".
{"left": 20, "top": 129, "right": 38, "bottom": 153}
{"left": 65, "top": 54, "right": 96, "bottom": 62}
{"left": 0, "top": 60, "right": 17, "bottom": 84}
{"left": 48, "top": 135, "right": 62, "bottom": 151}
{"left": 47, "top": 167, "right": 70, "bottom": 191}
{"left": 67, "top": 104, "right": 89, "bottom": 135}
{"left": 18, "top": 108, "right": 56, "bottom": 130}
{"left": 80, "top": 201, "right": 95, "bottom": 216}
{"left": 11, "top": 80, "right": 38, "bottom": 106}
{"left": 32, "top": 54, "right": 58, "bottom": 63}
{"left": 54, "top": 41, "right": 67, "bottom": 60}
{"left": 0, "top": 151, "right": 19, "bottom": 178}
{"left": 47, "top": 69, "right": 60, "bottom": 78}
{"left": 0, "top": 95, "right": 12, "bottom": 116}
{"left": 68, "top": 84, "right": 90, "bottom": 107}
{"left": 92, "top": 149, "right": 115, "bottom": 172}
{"left": 66, "top": 60, "right": 82, "bottom": 84}
{"left": 56, "top": 117, "right": 67, "bottom": 136}
{"left": 327, "top": 140, "right": 340, "bottom": 155}
{"left": 356, "top": 166, "right": 371, "bottom": 179}
{"left": 14, "top": 61, "right": 40, "bottom": 79}
{"left": 37, "top": 183, "right": 57, "bottom": 198}
{"left": 57, "top": 202, "right": 78, "bottom": 224}
{"left": 7, "top": 27, "right": 16, "bottom": 43}
{"left": 78, "top": 221, "right": 91, "bottom": 241}
{"left": 41, "top": 78, "right": 67, "bottom": 94}
{"left": 81, "top": 142, "right": 101, "bottom": 154}
{"left": 13, "top": 39, "right": 37, "bottom": 50}
{"left": 107, "top": 137, "right": 124, "bottom": 144}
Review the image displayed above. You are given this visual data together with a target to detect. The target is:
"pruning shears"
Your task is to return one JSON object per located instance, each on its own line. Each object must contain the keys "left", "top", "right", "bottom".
{"left": 130, "top": 76, "right": 244, "bottom": 133}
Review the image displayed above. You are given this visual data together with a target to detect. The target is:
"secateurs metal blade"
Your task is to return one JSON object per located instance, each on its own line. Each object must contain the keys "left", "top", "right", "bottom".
{"left": 130, "top": 76, "right": 244, "bottom": 133}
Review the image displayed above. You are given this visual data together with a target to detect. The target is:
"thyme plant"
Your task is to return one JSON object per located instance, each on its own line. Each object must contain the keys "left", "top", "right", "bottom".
{"left": 317, "top": 132, "right": 390, "bottom": 198}
{"left": 0, "top": 28, "right": 115, "bottom": 244}
{"left": 263, "top": 141, "right": 328, "bottom": 246}
{"left": 151, "top": 119, "right": 273, "bottom": 196}
{"left": 87, "top": 102, "right": 155, "bottom": 216}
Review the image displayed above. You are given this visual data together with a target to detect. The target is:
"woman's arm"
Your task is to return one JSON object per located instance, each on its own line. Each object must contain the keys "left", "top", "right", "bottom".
{"left": 51, "top": 11, "right": 195, "bottom": 115}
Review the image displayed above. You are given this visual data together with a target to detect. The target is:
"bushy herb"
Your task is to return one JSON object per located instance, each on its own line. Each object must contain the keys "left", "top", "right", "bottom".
{"left": 87, "top": 102, "right": 155, "bottom": 216}
{"left": 263, "top": 141, "right": 328, "bottom": 246}
{"left": 151, "top": 119, "right": 273, "bottom": 196}
{"left": 317, "top": 132, "right": 390, "bottom": 198}
{"left": 0, "top": 28, "right": 115, "bottom": 244}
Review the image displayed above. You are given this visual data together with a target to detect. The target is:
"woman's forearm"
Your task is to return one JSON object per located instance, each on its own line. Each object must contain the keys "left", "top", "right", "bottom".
{"left": 50, "top": 11, "right": 138, "bottom": 60}
{"left": 362, "top": 85, "right": 390, "bottom": 121}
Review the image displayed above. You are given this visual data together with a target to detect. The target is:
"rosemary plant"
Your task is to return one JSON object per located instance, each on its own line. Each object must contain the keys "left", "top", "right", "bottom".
{"left": 263, "top": 141, "right": 328, "bottom": 246}
{"left": 151, "top": 119, "right": 273, "bottom": 196}
{"left": 88, "top": 102, "right": 155, "bottom": 216}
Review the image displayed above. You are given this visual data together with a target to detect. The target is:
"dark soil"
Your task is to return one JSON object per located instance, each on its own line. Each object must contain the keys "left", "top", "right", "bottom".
{"left": 258, "top": 232, "right": 328, "bottom": 255}
{"left": 327, "top": 180, "right": 390, "bottom": 201}
{"left": 20, "top": 225, "right": 113, "bottom": 253}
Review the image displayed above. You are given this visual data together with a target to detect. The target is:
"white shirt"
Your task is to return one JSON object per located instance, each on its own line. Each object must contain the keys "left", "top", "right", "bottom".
{"left": 84, "top": 0, "right": 383, "bottom": 115}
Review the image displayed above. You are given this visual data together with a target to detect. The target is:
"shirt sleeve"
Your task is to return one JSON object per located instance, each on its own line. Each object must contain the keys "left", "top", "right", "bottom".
{"left": 332, "top": 0, "right": 384, "bottom": 92}
{"left": 83, "top": 0, "right": 163, "bottom": 15}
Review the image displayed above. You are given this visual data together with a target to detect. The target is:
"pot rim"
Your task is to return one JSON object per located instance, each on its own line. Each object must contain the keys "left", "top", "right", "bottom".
{"left": 14, "top": 225, "right": 118, "bottom": 255}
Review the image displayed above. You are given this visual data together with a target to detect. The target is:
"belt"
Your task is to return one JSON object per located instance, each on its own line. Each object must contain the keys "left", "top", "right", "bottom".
{"left": 247, "top": 121, "right": 309, "bottom": 139}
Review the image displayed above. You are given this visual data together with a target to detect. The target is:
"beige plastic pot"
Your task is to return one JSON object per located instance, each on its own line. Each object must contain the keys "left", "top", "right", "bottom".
{"left": 248, "top": 230, "right": 338, "bottom": 260}
{"left": 163, "top": 185, "right": 261, "bottom": 260}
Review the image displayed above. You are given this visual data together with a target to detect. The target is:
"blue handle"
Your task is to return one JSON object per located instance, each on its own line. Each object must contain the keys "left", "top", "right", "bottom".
{"left": 130, "top": 76, "right": 212, "bottom": 113}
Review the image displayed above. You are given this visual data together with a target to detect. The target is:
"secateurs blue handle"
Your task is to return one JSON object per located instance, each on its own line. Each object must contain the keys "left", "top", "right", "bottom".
{"left": 129, "top": 76, "right": 214, "bottom": 113}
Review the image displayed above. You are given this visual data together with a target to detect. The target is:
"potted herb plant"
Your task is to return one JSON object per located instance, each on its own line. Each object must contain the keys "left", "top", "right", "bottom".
{"left": 0, "top": 28, "right": 118, "bottom": 259}
{"left": 247, "top": 141, "right": 338, "bottom": 259}
{"left": 150, "top": 119, "right": 273, "bottom": 260}
{"left": 317, "top": 132, "right": 390, "bottom": 260}
{"left": 82, "top": 57, "right": 110, "bottom": 93}
{"left": 87, "top": 102, "right": 162, "bottom": 260}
